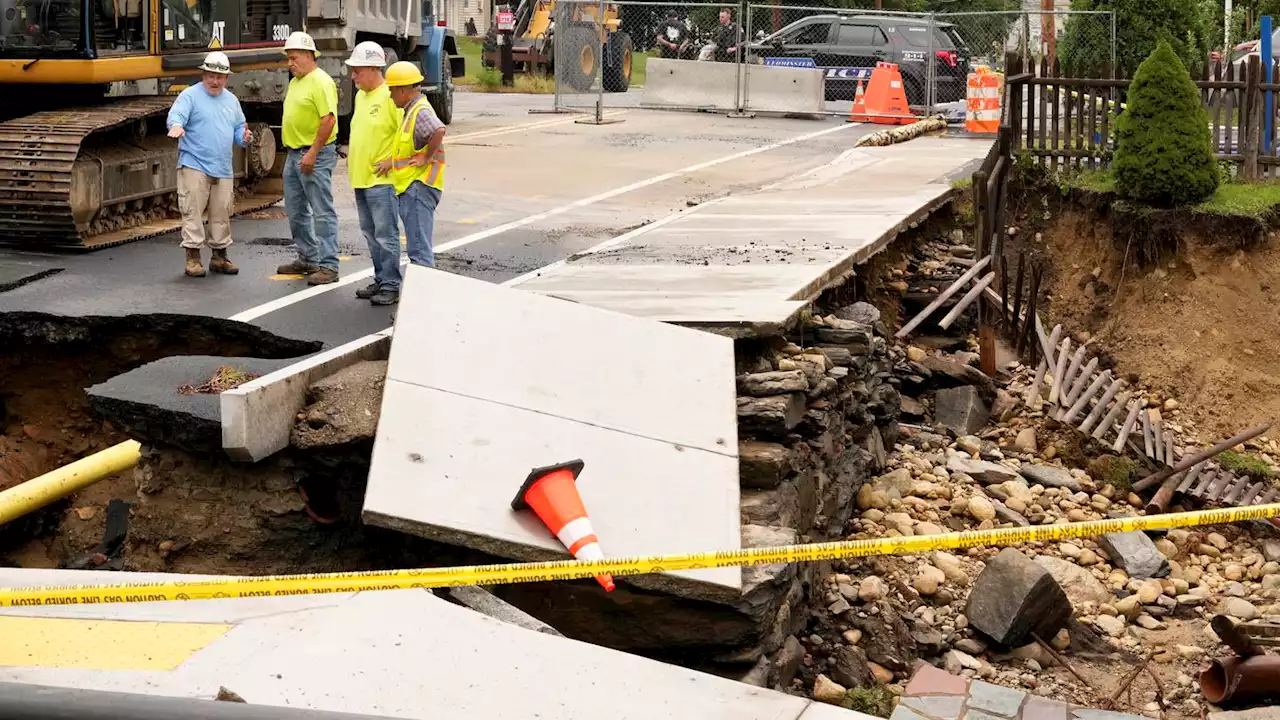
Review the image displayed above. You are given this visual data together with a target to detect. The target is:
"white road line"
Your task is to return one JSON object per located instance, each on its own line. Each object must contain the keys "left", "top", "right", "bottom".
{"left": 228, "top": 121, "right": 857, "bottom": 323}
{"left": 448, "top": 111, "right": 625, "bottom": 142}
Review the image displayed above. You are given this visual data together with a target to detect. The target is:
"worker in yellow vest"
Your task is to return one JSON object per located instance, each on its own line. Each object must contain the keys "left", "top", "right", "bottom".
{"left": 376, "top": 61, "right": 445, "bottom": 278}
{"left": 344, "top": 42, "right": 404, "bottom": 306}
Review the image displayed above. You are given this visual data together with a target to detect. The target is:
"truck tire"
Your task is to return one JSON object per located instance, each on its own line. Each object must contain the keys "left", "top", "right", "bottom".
{"left": 603, "top": 31, "right": 633, "bottom": 93}
{"left": 559, "top": 26, "right": 598, "bottom": 93}
{"left": 428, "top": 51, "right": 454, "bottom": 125}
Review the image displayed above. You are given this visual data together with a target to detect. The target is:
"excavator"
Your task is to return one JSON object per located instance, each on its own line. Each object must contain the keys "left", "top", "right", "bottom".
{"left": 0, "top": 0, "right": 304, "bottom": 250}
{"left": 481, "top": 0, "right": 631, "bottom": 93}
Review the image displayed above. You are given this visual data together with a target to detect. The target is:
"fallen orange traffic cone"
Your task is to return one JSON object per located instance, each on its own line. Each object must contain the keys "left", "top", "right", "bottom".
{"left": 511, "top": 459, "right": 615, "bottom": 592}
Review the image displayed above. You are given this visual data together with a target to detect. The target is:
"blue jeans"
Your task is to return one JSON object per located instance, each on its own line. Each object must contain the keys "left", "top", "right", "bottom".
{"left": 284, "top": 145, "right": 339, "bottom": 271}
{"left": 398, "top": 181, "right": 441, "bottom": 268}
{"left": 354, "top": 184, "right": 402, "bottom": 291}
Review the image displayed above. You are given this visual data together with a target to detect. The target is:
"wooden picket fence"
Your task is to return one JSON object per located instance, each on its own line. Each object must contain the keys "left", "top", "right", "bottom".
{"left": 1002, "top": 53, "right": 1280, "bottom": 179}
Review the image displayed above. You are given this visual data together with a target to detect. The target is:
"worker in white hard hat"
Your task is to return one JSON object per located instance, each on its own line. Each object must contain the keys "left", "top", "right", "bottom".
{"left": 166, "top": 50, "right": 251, "bottom": 278}
{"left": 277, "top": 31, "right": 342, "bottom": 285}
{"left": 344, "top": 41, "right": 403, "bottom": 306}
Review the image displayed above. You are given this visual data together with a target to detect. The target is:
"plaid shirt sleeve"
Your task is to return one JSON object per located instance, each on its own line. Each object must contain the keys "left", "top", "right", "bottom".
{"left": 412, "top": 102, "right": 445, "bottom": 150}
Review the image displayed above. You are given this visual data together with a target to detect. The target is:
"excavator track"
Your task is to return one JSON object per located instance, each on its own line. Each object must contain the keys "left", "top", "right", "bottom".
{"left": 0, "top": 96, "right": 282, "bottom": 252}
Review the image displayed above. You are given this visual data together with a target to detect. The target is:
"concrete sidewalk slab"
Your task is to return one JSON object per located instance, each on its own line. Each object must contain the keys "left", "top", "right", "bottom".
{"left": 509, "top": 137, "right": 990, "bottom": 337}
{"left": 0, "top": 569, "right": 874, "bottom": 720}
{"left": 362, "top": 267, "right": 742, "bottom": 602}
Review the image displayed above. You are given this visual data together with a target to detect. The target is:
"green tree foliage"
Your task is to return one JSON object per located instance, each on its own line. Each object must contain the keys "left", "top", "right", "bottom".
{"left": 1059, "top": 0, "right": 1210, "bottom": 74}
{"left": 1113, "top": 40, "right": 1219, "bottom": 206}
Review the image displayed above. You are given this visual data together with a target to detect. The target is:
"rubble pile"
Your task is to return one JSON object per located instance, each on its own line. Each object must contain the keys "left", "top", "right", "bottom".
{"left": 782, "top": 233, "right": 1280, "bottom": 718}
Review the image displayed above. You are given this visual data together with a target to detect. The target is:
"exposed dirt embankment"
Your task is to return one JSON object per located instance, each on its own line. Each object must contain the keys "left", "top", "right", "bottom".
{"left": 1004, "top": 184, "right": 1280, "bottom": 440}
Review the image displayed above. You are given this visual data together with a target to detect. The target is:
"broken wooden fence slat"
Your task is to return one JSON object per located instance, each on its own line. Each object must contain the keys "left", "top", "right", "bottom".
{"left": 1093, "top": 390, "right": 1131, "bottom": 441}
{"left": 1163, "top": 430, "right": 1175, "bottom": 467}
{"left": 1142, "top": 410, "right": 1154, "bottom": 459}
{"left": 1131, "top": 423, "right": 1272, "bottom": 493}
{"left": 1048, "top": 338, "right": 1072, "bottom": 405}
{"left": 1057, "top": 345, "right": 1089, "bottom": 406}
{"left": 1114, "top": 400, "right": 1143, "bottom": 453}
{"left": 895, "top": 255, "right": 993, "bottom": 338}
{"left": 1062, "top": 357, "right": 1099, "bottom": 408}
{"left": 1191, "top": 469, "right": 1216, "bottom": 498}
{"left": 1240, "top": 482, "right": 1267, "bottom": 505}
{"left": 938, "top": 272, "right": 996, "bottom": 330}
{"left": 1024, "top": 323, "right": 1061, "bottom": 407}
{"left": 1063, "top": 370, "right": 1111, "bottom": 424}
{"left": 1079, "top": 378, "right": 1124, "bottom": 434}
{"left": 1153, "top": 417, "right": 1165, "bottom": 463}
{"left": 1176, "top": 461, "right": 1204, "bottom": 494}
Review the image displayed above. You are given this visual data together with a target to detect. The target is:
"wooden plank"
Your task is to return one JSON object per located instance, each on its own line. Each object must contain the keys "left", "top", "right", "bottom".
{"left": 1240, "top": 482, "right": 1266, "bottom": 505}
{"left": 1085, "top": 80, "right": 1098, "bottom": 168}
{"left": 1190, "top": 469, "right": 1216, "bottom": 498}
{"left": 1176, "top": 461, "right": 1203, "bottom": 494}
{"left": 1038, "top": 56, "right": 1049, "bottom": 168}
{"left": 1259, "top": 488, "right": 1279, "bottom": 505}
{"left": 1244, "top": 56, "right": 1261, "bottom": 180}
{"left": 1142, "top": 410, "right": 1154, "bottom": 459}
{"left": 1051, "top": 56, "right": 1061, "bottom": 173}
{"left": 1075, "top": 72, "right": 1087, "bottom": 167}
{"left": 1226, "top": 60, "right": 1237, "bottom": 157}
{"left": 1212, "top": 60, "right": 1225, "bottom": 156}
{"left": 1025, "top": 63, "right": 1037, "bottom": 152}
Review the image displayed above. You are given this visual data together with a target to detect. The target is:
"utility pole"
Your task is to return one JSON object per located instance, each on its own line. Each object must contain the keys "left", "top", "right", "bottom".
{"left": 1225, "top": 0, "right": 1233, "bottom": 52}
{"left": 1041, "top": 0, "right": 1055, "bottom": 62}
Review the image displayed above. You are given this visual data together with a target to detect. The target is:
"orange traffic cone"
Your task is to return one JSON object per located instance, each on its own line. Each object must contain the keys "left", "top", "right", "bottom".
{"left": 851, "top": 62, "right": 915, "bottom": 126}
{"left": 511, "top": 459, "right": 615, "bottom": 592}
{"left": 848, "top": 79, "right": 867, "bottom": 123}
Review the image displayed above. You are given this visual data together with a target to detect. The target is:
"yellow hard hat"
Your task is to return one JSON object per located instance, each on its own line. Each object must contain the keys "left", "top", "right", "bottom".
{"left": 385, "top": 61, "right": 424, "bottom": 87}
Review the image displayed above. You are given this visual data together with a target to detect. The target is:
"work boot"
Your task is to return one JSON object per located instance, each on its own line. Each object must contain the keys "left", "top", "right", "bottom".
{"left": 276, "top": 258, "right": 318, "bottom": 275}
{"left": 184, "top": 248, "right": 205, "bottom": 277}
{"left": 355, "top": 282, "right": 380, "bottom": 299}
{"left": 370, "top": 287, "right": 399, "bottom": 306}
{"left": 210, "top": 248, "right": 239, "bottom": 275}
{"left": 306, "top": 267, "right": 339, "bottom": 286}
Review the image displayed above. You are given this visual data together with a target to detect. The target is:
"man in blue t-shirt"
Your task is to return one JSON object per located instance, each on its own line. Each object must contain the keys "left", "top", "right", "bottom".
{"left": 166, "top": 51, "right": 251, "bottom": 277}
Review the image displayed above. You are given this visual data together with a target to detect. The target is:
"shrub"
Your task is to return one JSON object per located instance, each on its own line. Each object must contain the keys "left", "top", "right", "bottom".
{"left": 1113, "top": 40, "right": 1219, "bottom": 207}
{"left": 842, "top": 686, "right": 896, "bottom": 718}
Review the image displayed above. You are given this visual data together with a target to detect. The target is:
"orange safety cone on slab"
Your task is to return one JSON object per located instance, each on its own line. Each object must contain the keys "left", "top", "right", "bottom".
{"left": 849, "top": 61, "right": 915, "bottom": 126}
{"left": 511, "top": 459, "right": 615, "bottom": 592}
{"left": 847, "top": 78, "right": 867, "bottom": 123}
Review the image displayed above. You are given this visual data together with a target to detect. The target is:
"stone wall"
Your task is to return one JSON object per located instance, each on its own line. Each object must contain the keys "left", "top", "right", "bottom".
{"left": 734, "top": 300, "right": 900, "bottom": 688}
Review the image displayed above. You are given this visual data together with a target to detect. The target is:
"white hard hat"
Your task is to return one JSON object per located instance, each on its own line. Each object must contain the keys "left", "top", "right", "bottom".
{"left": 199, "top": 50, "right": 232, "bottom": 74}
{"left": 283, "top": 31, "right": 320, "bottom": 55}
{"left": 344, "top": 41, "right": 386, "bottom": 67}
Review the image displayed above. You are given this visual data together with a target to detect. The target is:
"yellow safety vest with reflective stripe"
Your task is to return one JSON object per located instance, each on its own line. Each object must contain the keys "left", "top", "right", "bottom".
{"left": 390, "top": 97, "right": 445, "bottom": 195}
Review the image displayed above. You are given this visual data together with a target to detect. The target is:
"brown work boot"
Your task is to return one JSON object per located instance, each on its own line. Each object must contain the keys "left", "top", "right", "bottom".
{"left": 210, "top": 248, "right": 239, "bottom": 275}
{"left": 184, "top": 248, "right": 205, "bottom": 277}
{"left": 306, "top": 268, "right": 339, "bottom": 286}
{"left": 277, "top": 259, "right": 318, "bottom": 275}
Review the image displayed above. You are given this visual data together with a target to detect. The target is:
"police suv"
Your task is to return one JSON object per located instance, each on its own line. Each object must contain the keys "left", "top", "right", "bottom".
{"left": 745, "top": 14, "right": 972, "bottom": 105}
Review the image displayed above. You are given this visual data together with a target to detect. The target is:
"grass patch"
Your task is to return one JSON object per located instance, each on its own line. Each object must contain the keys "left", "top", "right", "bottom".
{"left": 1218, "top": 450, "right": 1278, "bottom": 481}
{"left": 1060, "top": 168, "right": 1280, "bottom": 219}
{"left": 950, "top": 177, "right": 972, "bottom": 191}
{"left": 178, "top": 366, "right": 259, "bottom": 395}
{"left": 1193, "top": 181, "right": 1280, "bottom": 218}
{"left": 453, "top": 36, "right": 651, "bottom": 91}
{"left": 1088, "top": 454, "right": 1139, "bottom": 492}
{"left": 843, "top": 686, "right": 896, "bottom": 718}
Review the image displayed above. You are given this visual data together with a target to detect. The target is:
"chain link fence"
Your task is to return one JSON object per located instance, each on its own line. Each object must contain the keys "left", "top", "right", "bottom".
{"left": 547, "top": 4, "right": 1115, "bottom": 121}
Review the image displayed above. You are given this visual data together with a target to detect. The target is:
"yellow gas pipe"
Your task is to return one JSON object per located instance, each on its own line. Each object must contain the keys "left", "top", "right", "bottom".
{"left": 0, "top": 440, "right": 141, "bottom": 525}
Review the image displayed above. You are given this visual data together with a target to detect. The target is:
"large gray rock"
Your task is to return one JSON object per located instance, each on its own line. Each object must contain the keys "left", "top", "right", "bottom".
{"left": 851, "top": 600, "right": 917, "bottom": 671}
{"left": 921, "top": 356, "right": 997, "bottom": 401}
{"left": 1035, "top": 556, "right": 1112, "bottom": 606}
{"left": 829, "top": 645, "right": 876, "bottom": 689}
{"left": 1019, "top": 465, "right": 1082, "bottom": 492}
{"left": 1099, "top": 531, "right": 1171, "bottom": 580}
{"left": 934, "top": 385, "right": 990, "bottom": 435}
{"left": 947, "top": 456, "right": 1019, "bottom": 484}
{"left": 966, "top": 548, "right": 1072, "bottom": 647}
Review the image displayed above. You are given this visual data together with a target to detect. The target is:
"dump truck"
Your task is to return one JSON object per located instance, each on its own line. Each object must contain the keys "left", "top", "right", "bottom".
{"left": 481, "top": 0, "right": 632, "bottom": 92}
{"left": 0, "top": 0, "right": 462, "bottom": 251}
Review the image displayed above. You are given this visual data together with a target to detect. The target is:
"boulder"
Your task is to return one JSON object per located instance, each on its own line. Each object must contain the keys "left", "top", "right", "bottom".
{"left": 965, "top": 548, "right": 1072, "bottom": 647}
{"left": 738, "top": 370, "right": 809, "bottom": 397}
{"left": 851, "top": 600, "right": 917, "bottom": 671}
{"left": 920, "top": 356, "right": 997, "bottom": 402}
{"left": 1035, "top": 556, "right": 1112, "bottom": 606}
{"left": 1098, "top": 531, "right": 1171, "bottom": 579}
{"left": 934, "top": 386, "right": 990, "bottom": 436}
{"left": 830, "top": 645, "right": 876, "bottom": 689}
{"left": 1019, "top": 465, "right": 1082, "bottom": 492}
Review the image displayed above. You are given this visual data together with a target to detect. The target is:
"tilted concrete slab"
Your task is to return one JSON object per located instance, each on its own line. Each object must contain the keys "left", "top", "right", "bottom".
{"left": 221, "top": 330, "right": 392, "bottom": 462}
{"left": 507, "top": 137, "right": 990, "bottom": 335}
{"left": 363, "top": 267, "right": 742, "bottom": 602}
{"left": 0, "top": 569, "right": 876, "bottom": 720}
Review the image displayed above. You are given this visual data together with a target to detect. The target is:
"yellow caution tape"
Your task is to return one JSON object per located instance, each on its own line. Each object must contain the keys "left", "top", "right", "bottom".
{"left": 2, "top": 504, "right": 1276, "bottom": 608}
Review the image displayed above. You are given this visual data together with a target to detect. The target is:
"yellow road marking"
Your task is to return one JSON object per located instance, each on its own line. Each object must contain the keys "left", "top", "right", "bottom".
{"left": 456, "top": 218, "right": 479, "bottom": 225}
{"left": 271, "top": 273, "right": 305, "bottom": 280}
{"left": 0, "top": 616, "right": 230, "bottom": 670}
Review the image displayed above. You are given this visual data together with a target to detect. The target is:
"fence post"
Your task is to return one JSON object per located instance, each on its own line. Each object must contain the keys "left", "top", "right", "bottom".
{"left": 1245, "top": 55, "right": 1262, "bottom": 180}
{"left": 973, "top": 170, "right": 989, "bottom": 260}
{"left": 926, "top": 12, "right": 935, "bottom": 115}
{"left": 730, "top": 0, "right": 755, "bottom": 118}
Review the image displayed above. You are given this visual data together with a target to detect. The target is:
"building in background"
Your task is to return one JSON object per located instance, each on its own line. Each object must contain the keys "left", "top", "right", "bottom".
{"left": 445, "top": 0, "right": 491, "bottom": 36}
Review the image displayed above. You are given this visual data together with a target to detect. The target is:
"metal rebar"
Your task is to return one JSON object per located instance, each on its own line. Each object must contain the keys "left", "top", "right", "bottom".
{"left": 1132, "top": 423, "right": 1274, "bottom": 493}
{"left": 895, "top": 255, "right": 993, "bottom": 338}
{"left": 938, "top": 272, "right": 996, "bottom": 330}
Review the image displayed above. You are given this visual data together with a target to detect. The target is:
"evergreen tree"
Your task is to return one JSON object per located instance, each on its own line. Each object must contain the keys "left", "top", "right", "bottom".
{"left": 1113, "top": 39, "right": 1219, "bottom": 206}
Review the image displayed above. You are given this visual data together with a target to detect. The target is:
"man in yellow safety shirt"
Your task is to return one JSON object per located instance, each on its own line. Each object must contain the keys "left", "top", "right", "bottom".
{"left": 344, "top": 41, "right": 404, "bottom": 306}
{"left": 278, "top": 31, "right": 341, "bottom": 285}
{"left": 376, "top": 61, "right": 445, "bottom": 277}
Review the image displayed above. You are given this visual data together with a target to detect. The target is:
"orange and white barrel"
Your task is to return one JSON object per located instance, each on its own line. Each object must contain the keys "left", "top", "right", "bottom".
{"left": 965, "top": 66, "right": 1003, "bottom": 135}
